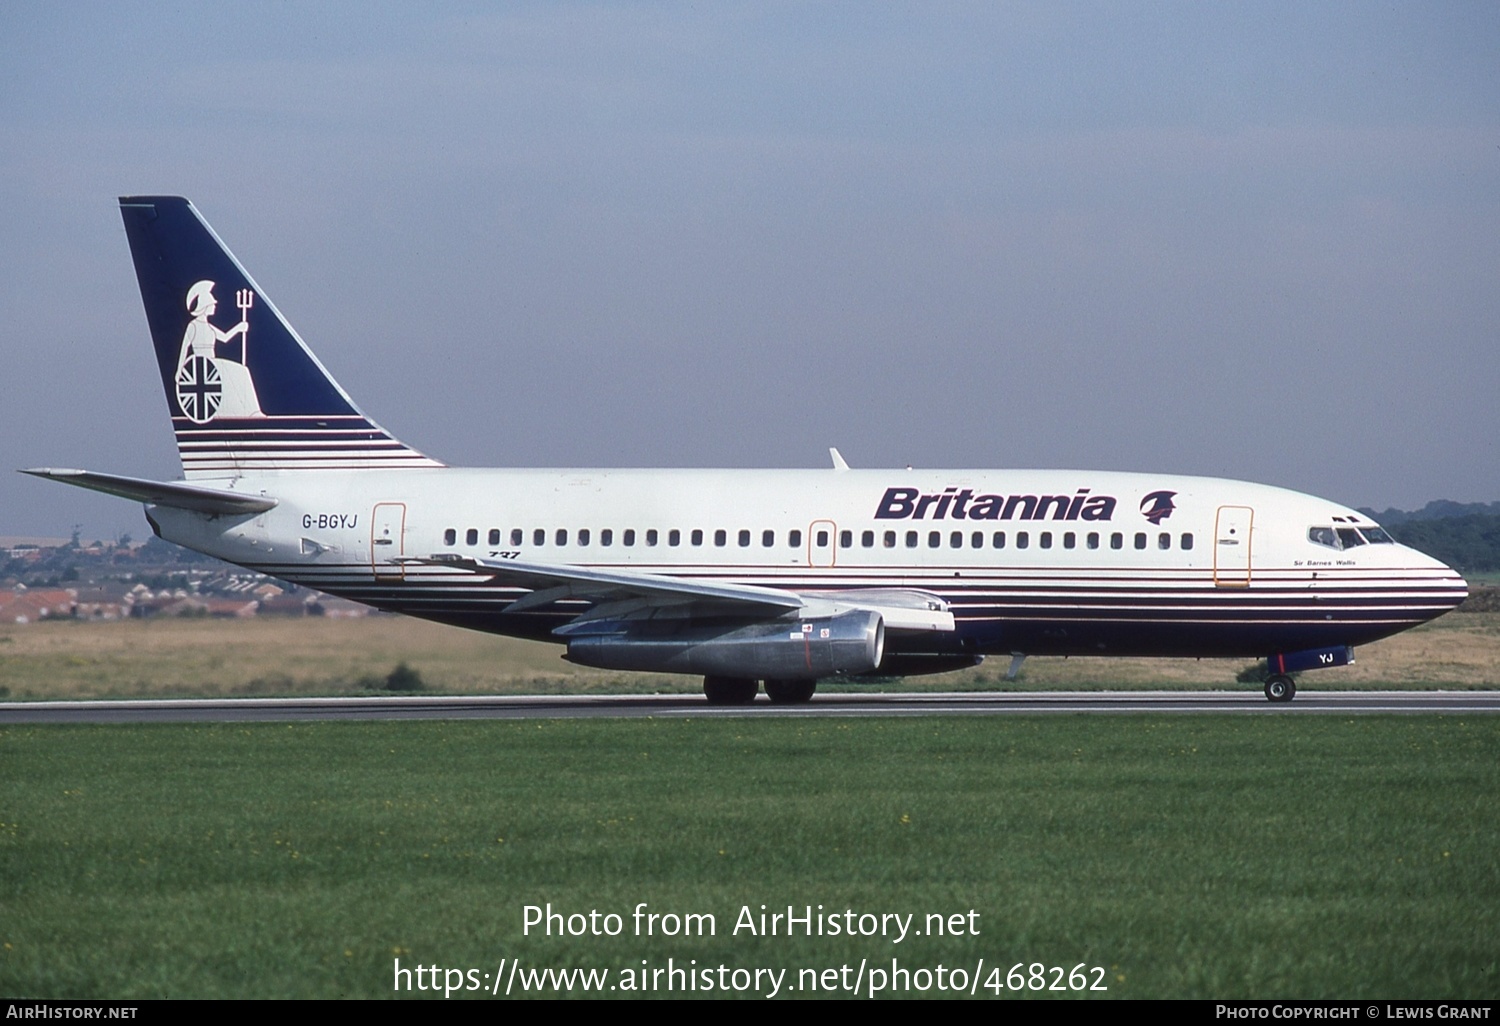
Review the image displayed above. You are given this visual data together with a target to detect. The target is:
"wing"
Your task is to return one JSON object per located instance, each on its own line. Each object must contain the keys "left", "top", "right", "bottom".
{"left": 401, "top": 555, "right": 955, "bottom": 633}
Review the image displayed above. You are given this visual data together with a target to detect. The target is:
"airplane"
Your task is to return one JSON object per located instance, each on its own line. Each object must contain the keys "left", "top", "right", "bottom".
{"left": 24, "top": 196, "right": 1469, "bottom": 704}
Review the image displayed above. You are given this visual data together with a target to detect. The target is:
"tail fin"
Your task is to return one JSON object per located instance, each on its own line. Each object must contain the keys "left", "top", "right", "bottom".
{"left": 119, "top": 196, "right": 443, "bottom": 479}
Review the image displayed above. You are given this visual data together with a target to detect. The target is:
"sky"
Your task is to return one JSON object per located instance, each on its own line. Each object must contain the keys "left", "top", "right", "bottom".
{"left": 3, "top": 2, "right": 1498, "bottom": 541}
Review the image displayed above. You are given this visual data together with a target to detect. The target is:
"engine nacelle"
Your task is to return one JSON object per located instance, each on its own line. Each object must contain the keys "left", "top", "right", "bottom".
{"left": 564, "top": 610, "right": 885, "bottom": 679}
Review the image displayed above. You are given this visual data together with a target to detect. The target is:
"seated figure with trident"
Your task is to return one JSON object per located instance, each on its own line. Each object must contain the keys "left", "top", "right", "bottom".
{"left": 175, "top": 279, "right": 263, "bottom": 422}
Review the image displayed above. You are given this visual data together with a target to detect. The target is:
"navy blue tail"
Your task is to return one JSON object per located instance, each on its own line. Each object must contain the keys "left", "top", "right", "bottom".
{"left": 119, "top": 196, "right": 442, "bottom": 478}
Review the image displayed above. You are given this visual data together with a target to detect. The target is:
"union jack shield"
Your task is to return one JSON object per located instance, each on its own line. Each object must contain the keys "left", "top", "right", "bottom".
{"left": 176, "top": 355, "right": 223, "bottom": 423}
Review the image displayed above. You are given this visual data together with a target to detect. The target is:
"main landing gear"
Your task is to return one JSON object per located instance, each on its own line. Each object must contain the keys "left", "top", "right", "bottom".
{"left": 763, "top": 679, "right": 817, "bottom": 705}
{"left": 1264, "top": 675, "right": 1296, "bottom": 703}
{"left": 702, "top": 676, "right": 818, "bottom": 706}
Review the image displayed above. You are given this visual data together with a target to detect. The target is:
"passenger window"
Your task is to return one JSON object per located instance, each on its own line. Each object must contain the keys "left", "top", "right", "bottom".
{"left": 862, "top": 530, "right": 875, "bottom": 548}
{"left": 556, "top": 528, "right": 568, "bottom": 546}
{"left": 1087, "top": 532, "right": 1099, "bottom": 550}
{"left": 1181, "top": 533, "right": 1193, "bottom": 550}
{"left": 971, "top": 531, "right": 983, "bottom": 548}
{"left": 816, "top": 530, "right": 829, "bottom": 547}
{"left": 928, "top": 531, "right": 940, "bottom": 548}
{"left": 883, "top": 531, "right": 896, "bottom": 548}
{"left": 466, "top": 528, "right": 478, "bottom": 546}
{"left": 691, "top": 529, "right": 703, "bottom": 546}
{"left": 906, "top": 531, "right": 919, "bottom": 548}
{"left": 1134, "top": 533, "right": 1147, "bottom": 550}
{"left": 1158, "top": 532, "right": 1170, "bottom": 550}
{"left": 601, "top": 529, "right": 613, "bottom": 546}
{"left": 950, "top": 531, "right": 962, "bottom": 548}
{"left": 1039, "top": 532, "right": 1052, "bottom": 549}
{"left": 992, "top": 532, "right": 1005, "bottom": 548}
{"left": 488, "top": 529, "right": 500, "bottom": 546}
{"left": 533, "top": 528, "right": 545, "bottom": 546}
{"left": 624, "top": 529, "right": 636, "bottom": 546}
{"left": 715, "top": 529, "right": 727, "bottom": 547}
{"left": 789, "top": 529, "right": 802, "bottom": 547}
{"left": 839, "top": 530, "right": 852, "bottom": 548}
{"left": 763, "top": 529, "right": 775, "bottom": 547}
{"left": 578, "top": 528, "right": 591, "bottom": 546}
{"left": 738, "top": 529, "right": 751, "bottom": 547}
{"left": 1063, "top": 532, "right": 1075, "bottom": 549}
{"left": 646, "top": 529, "right": 658, "bottom": 546}
{"left": 444, "top": 528, "right": 456, "bottom": 546}
{"left": 1017, "top": 532, "right": 1029, "bottom": 549}
{"left": 668, "top": 529, "right": 680, "bottom": 546}
{"left": 510, "top": 528, "right": 522, "bottom": 546}
{"left": 1110, "top": 532, "right": 1123, "bottom": 550}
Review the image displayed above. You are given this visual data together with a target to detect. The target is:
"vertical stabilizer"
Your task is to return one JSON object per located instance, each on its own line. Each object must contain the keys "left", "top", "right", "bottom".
{"left": 119, "top": 196, "right": 443, "bottom": 478}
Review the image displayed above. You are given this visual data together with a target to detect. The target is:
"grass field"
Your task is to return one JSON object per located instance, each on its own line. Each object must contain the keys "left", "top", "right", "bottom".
{"left": 1, "top": 609, "right": 1496, "bottom": 700}
{"left": 3, "top": 609, "right": 1495, "bottom": 999}
{"left": 2, "top": 716, "right": 1496, "bottom": 999}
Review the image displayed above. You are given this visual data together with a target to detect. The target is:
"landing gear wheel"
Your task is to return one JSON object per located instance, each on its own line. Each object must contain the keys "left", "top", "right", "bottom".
{"left": 764, "top": 679, "right": 817, "bottom": 705}
{"left": 1264, "top": 675, "right": 1296, "bottom": 703}
{"left": 703, "top": 676, "right": 758, "bottom": 706}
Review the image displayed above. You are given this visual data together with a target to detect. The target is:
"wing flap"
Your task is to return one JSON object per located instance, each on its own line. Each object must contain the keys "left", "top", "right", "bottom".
{"left": 401, "top": 556, "right": 955, "bottom": 632}
{"left": 401, "top": 555, "right": 806, "bottom": 616}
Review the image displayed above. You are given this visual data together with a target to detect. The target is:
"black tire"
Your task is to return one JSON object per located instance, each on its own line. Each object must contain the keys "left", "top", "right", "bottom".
{"left": 764, "top": 679, "right": 817, "bottom": 705}
{"left": 1264, "top": 675, "right": 1296, "bottom": 702}
{"left": 703, "top": 676, "right": 758, "bottom": 705}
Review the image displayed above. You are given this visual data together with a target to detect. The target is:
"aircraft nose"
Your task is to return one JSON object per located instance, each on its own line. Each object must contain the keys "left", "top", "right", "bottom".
{"left": 1449, "top": 569, "right": 1470, "bottom": 610}
{"left": 1427, "top": 554, "right": 1468, "bottom": 613}
{"left": 1394, "top": 543, "right": 1468, "bottom": 615}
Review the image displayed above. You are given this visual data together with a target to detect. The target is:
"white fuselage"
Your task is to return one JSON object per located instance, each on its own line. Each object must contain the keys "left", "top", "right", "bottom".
{"left": 149, "top": 465, "right": 1466, "bottom": 662}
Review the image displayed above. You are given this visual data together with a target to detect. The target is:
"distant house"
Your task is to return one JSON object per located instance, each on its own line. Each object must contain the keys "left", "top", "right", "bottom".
{"left": 202, "top": 598, "right": 259, "bottom": 618}
{"left": 309, "top": 596, "right": 374, "bottom": 619}
{"left": 0, "top": 588, "right": 77, "bottom": 624}
{"left": 257, "top": 593, "right": 314, "bottom": 617}
{"left": 72, "top": 583, "right": 133, "bottom": 621}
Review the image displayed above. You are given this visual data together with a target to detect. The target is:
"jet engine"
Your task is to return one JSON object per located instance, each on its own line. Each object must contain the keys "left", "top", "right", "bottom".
{"left": 563, "top": 610, "right": 885, "bottom": 679}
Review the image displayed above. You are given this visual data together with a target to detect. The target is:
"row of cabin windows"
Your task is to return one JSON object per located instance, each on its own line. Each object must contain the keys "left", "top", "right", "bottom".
{"left": 442, "top": 526, "right": 1194, "bottom": 552}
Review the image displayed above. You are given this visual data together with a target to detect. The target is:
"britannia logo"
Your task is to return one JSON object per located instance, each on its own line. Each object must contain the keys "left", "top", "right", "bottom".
{"left": 174, "top": 280, "right": 263, "bottom": 423}
{"left": 1140, "top": 490, "right": 1177, "bottom": 525}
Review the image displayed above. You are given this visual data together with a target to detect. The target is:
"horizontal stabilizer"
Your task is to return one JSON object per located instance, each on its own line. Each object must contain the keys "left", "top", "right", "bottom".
{"left": 20, "top": 468, "right": 277, "bottom": 515}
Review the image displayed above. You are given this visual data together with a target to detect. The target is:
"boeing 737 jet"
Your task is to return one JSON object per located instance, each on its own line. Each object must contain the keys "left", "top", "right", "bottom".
{"left": 25, "top": 197, "right": 1469, "bottom": 703}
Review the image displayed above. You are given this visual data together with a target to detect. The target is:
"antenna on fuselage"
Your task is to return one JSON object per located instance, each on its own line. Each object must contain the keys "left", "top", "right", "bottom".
{"left": 829, "top": 447, "right": 850, "bottom": 471}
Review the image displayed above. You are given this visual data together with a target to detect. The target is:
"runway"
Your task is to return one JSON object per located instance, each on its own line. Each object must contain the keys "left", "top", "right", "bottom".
{"left": 3, "top": 690, "right": 1498, "bottom": 723}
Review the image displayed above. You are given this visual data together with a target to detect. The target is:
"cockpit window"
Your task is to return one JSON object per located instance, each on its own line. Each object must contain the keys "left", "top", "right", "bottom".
{"left": 1308, "top": 526, "right": 1339, "bottom": 549}
{"left": 1312, "top": 522, "right": 1398, "bottom": 550}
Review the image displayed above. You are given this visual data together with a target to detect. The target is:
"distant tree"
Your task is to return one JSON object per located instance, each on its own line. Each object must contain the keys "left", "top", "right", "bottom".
{"left": 1388, "top": 514, "right": 1500, "bottom": 574}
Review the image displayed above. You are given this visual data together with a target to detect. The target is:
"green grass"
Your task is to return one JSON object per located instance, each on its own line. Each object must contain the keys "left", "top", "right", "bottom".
{"left": 2, "top": 716, "right": 1497, "bottom": 999}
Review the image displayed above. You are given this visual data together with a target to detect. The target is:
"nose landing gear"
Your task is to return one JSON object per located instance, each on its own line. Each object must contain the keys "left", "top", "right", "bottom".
{"left": 1264, "top": 675, "right": 1296, "bottom": 703}
{"left": 1258, "top": 645, "right": 1353, "bottom": 702}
